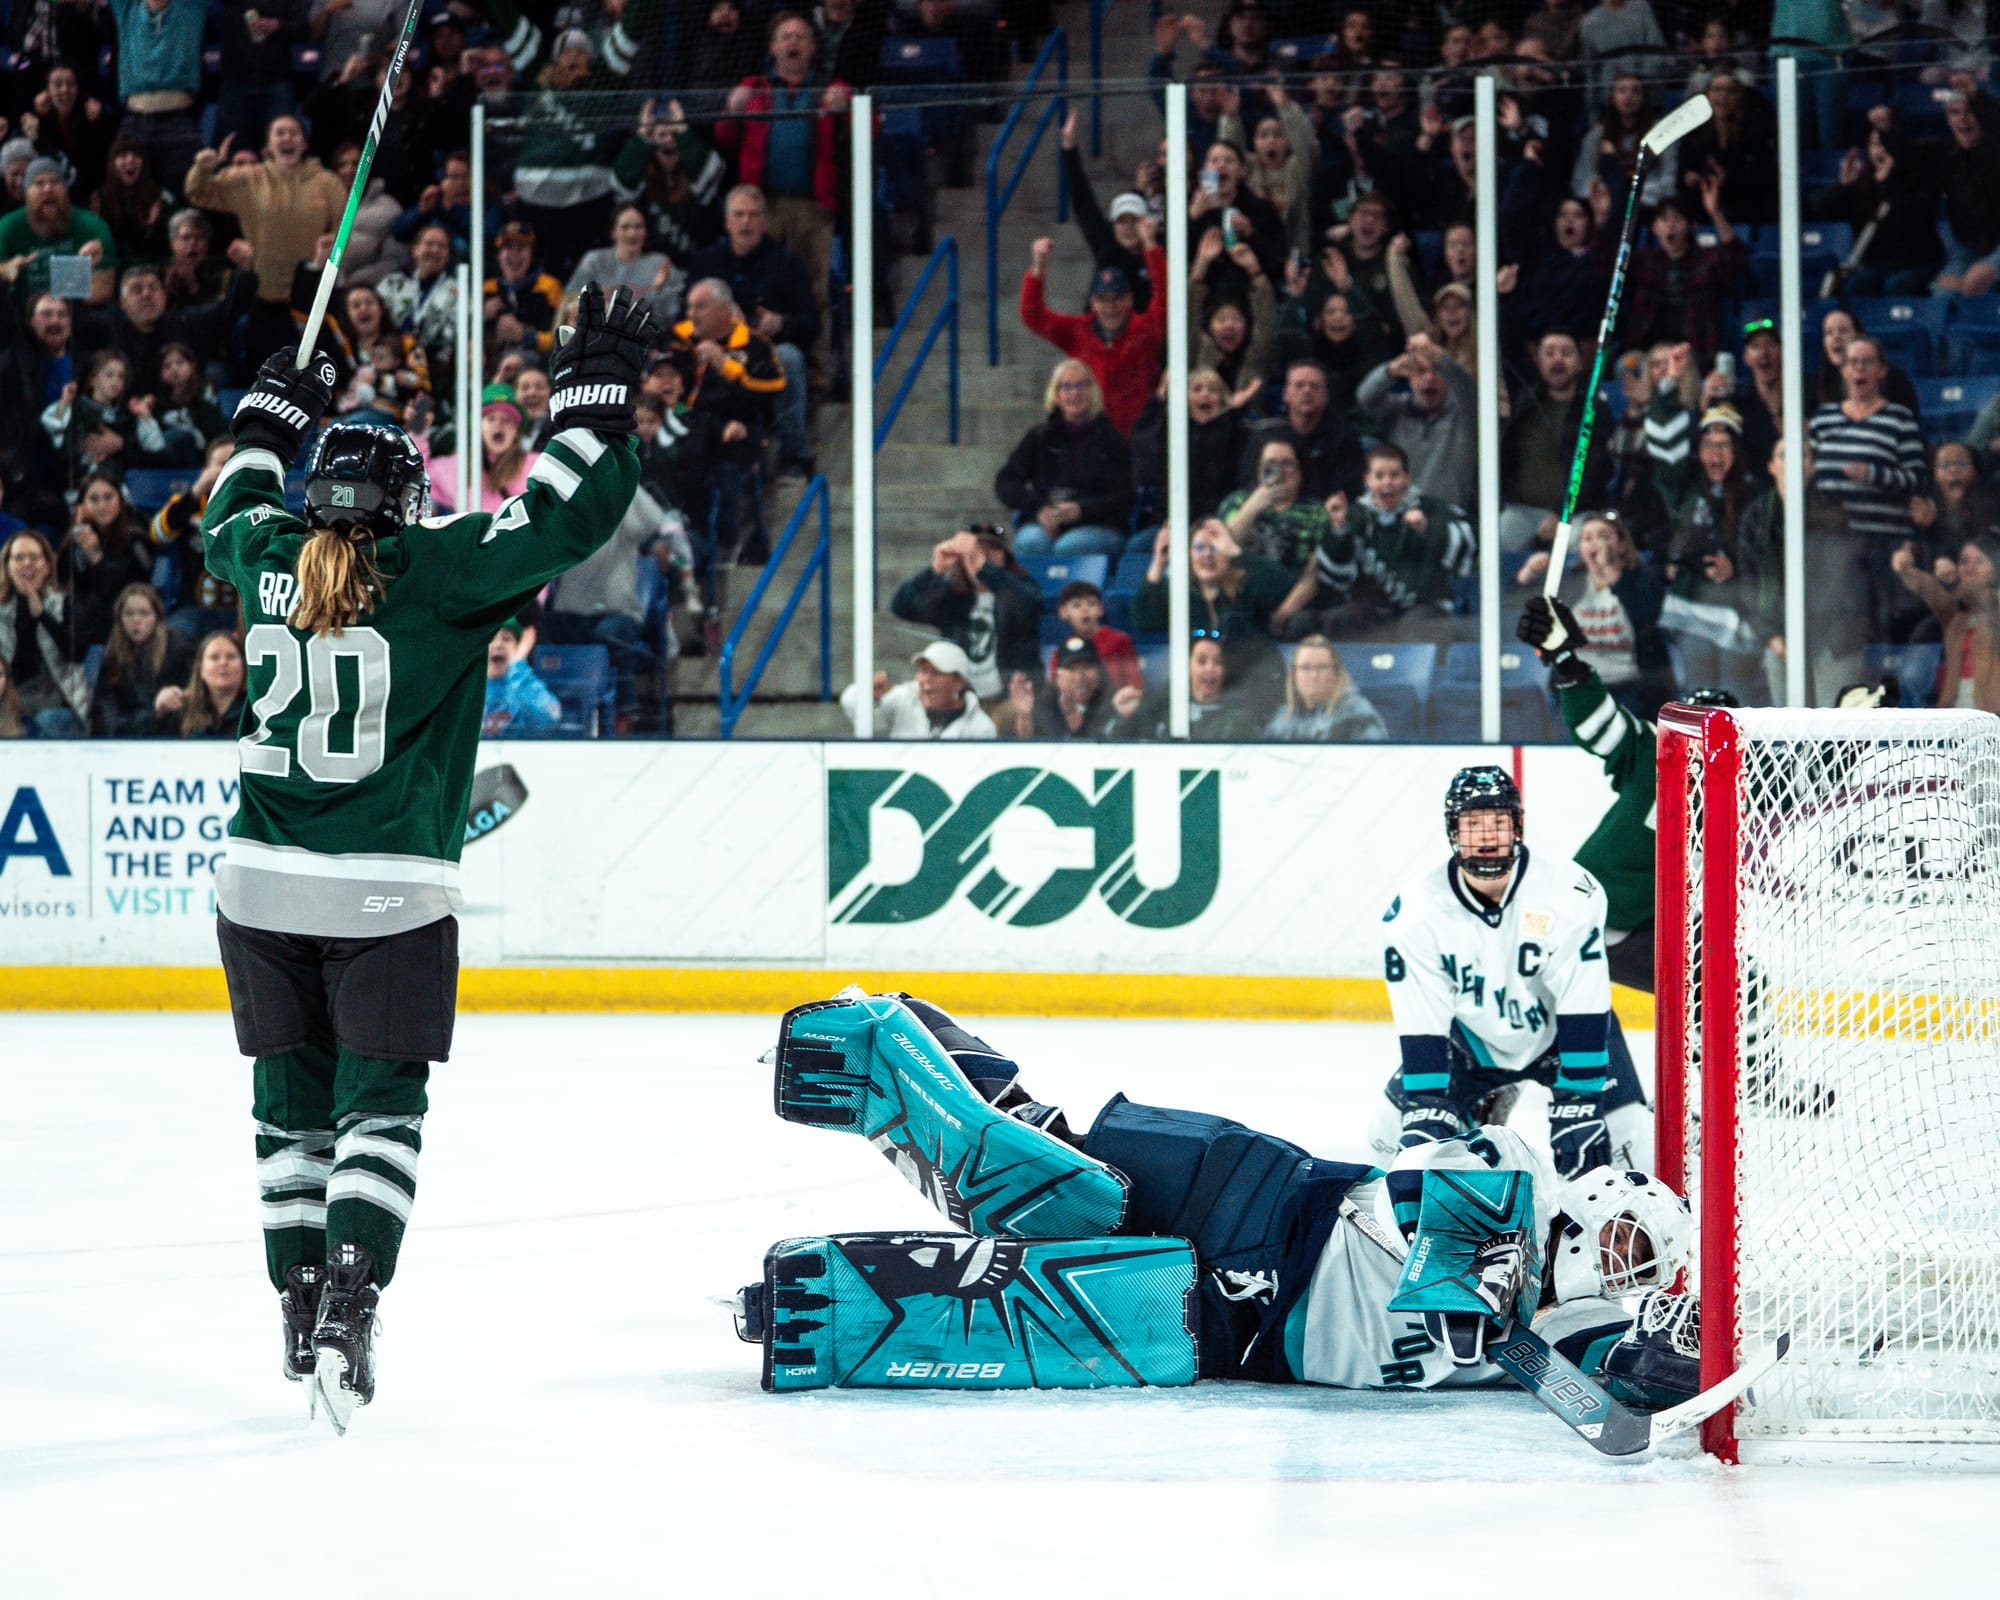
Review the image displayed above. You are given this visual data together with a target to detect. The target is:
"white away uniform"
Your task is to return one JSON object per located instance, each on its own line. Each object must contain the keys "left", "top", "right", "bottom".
{"left": 1374, "top": 847, "right": 1624, "bottom": 1174}
{"left": 1295, "top": 1127, "right": 1631, "bottom": 1390}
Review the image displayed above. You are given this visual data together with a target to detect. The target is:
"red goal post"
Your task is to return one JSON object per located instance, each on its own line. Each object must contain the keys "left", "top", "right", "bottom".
{"left": 1656, "top": 704, "right": 2000, "bottom": 1462}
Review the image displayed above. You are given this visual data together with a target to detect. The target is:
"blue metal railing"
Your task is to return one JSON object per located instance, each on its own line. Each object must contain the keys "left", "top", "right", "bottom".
{"left": 1090, "top": 0, "right": 1113, "bottom": 155}
{"left": 874, "top": 237, "right": 960, "bottom": 451}
{"left": 986, "top": 28, "right": 1069, "bottom": 365}
{"left": 718, "top": 475, "right": 833, "bottom": 739}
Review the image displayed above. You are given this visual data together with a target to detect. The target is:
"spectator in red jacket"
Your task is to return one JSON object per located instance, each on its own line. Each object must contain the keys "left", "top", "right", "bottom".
{"left": 715, "top": 10, "right": 850, "bottom": 383}
{"left": 1020, "top": 233, "right": 1168, "bottom": 436}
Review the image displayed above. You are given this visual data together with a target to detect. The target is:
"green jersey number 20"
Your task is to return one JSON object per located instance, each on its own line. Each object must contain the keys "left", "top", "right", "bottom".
{"left": 240, "top": 622, "right": 393, "bottom": 784}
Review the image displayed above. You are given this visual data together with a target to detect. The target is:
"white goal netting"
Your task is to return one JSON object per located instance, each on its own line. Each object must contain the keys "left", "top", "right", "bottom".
{"left": 1666, "top": 708, "right": 2000, "bottom": 1446}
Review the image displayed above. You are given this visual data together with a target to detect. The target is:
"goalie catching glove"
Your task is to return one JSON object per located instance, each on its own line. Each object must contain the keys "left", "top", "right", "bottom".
{"left": 549, "top": 282, "right": 659, "bottom": 436}
{"left": 233, "top": 349, "right": 338, "bottom": 463}
{"left": 1517, "top": 594, "right": 1591, "bottom": 690}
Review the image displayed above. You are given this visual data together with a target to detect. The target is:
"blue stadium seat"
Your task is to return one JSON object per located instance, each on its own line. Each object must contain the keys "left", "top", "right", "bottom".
{"left": 1110, "top": 550, "right": 1153, "bottom": 595}
{"left": 1950, "top": 297, "right": 2000, "bottom": 329}
{"left": 1749, "top": 240, "right": 1838, "bottom": 298}
{"left": 1911, "top": 377, "right": 1996, "bottom": 440}
{"left": 1945, "top": 323, "right": 2000, "bottom": 377}
{"left": 150, "top": 552, "right": 178, "bottom": 609}
{"left": 1893, "top": 80, "right": 1953, "bottom": 137}
{"left": 83, "top": 644, "right": 104, "bottom": 691}
{"left": 877, "top": 37, "right": 963, "bottom": 82}
{"left": 1846, "top": 295, "right": 1949, "bottom": 376}
{"left": 1018, "top": 553, "right": 1110, "bottom": 608}
{"left": 1428, "top": 643, "right": 1555, "bottom": 742}
{"left": 1038, "top": 610, "right": 1070, "bottom": 649}
{"left": 531, "top": 644, "right": 612, "bottom": 736}
{"left": 1332, "top": 641, "right": 1434, "bottom": 742}
{"left": 1865, "top": 641, "right": 1943, "bottom": 709}
{"left": 1135, "top": 637, "right": 1168, "bottom": 693}
{"left": 1271, "top": 34, "right": 1339, "bottom": 63}
{"left": 1801, "top": 149, "right": 1846, "bottom": 190}
{"left": 122, "top": 468, "right": 196, "bottom": 513}
{"left": 1800, "top": 222, "right": 1854, "bottom": 260}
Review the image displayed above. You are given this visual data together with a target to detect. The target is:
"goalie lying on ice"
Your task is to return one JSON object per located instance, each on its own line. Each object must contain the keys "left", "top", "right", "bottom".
{"left": 735, "top": 990, "right": 1697, "bottom": 1404}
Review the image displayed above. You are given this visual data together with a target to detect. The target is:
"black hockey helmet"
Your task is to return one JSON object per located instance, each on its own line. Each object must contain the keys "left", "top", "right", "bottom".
{"left": 1682, "top": 687, "right": 1742, "bottom": 710}
{"left": 303, "top": 420, "right": 429, "bottom": 539}
{"left": 1445, "top": 765, "right": 1523, "bottom": 880}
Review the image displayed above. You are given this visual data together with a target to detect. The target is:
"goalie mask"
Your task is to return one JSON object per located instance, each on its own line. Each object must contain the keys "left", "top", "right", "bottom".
{"left": 1444, "top": 765, "right": 1522, "bottom": 881}
{"left": 1550, "top": 1168, "right": 1691, "bottom": 1304}
{"left": 303, "top": 421, "right": 430, "bottom": 539}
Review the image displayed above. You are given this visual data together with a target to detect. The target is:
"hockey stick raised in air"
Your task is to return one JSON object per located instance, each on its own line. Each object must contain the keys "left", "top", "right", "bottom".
{"left": 1542, "top": 93, "right": 1715, "bottom": 598}
{"left": 1336, "top": 1195, "right": 1787, "bottom": 1457}
{"left": 293, "top": 0, "right": 428, "bottom": 370}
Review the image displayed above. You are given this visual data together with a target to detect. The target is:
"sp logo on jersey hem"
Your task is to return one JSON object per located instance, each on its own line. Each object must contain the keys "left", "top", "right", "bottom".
{"left": 828, "top": 767, "right": 1221, "bottom": 928}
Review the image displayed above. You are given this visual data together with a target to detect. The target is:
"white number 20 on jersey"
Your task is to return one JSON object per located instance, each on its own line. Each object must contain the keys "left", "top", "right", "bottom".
{"left": 239, "top": 623, "right": 392, "bottom": 784}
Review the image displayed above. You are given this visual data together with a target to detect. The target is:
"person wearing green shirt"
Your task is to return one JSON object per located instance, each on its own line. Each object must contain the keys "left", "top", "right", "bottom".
{"left": 0, "top": 160, "right": 116, "bottom": 309}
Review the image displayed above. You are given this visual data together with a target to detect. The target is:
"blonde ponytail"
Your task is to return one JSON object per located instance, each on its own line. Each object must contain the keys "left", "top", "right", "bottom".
{"left": 289, "top": 527, "right": 384, "bottom": 636}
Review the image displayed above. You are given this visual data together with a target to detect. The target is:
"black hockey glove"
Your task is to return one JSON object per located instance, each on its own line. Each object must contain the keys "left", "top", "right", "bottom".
{"left": 1517, "top": 594, "right": 1591, "bottom": 691}
{"left": 232, "top": 348, "right": 338, "bottom": 463}
{"left": 549, "top": 282, "right": 659, "bottom": 436}
{"left": 1603, "top": 1290, "right": 1701, "bottom": 1409}
{"left": 1548, "top": 1100, "right": 1611, "bottom": 1178}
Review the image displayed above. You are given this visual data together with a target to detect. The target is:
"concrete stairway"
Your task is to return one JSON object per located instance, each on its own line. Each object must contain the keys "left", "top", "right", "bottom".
{"left": 669, "top": 3, "right": 1161, "bottom": 739}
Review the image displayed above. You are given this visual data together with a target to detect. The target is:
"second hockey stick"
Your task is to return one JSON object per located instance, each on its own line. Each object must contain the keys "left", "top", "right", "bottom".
{"left": 292, "top": 0, "right": 428, "bottom": 370}
{"left": 1542, "top": 93, "right": 1714, "bottom": 596}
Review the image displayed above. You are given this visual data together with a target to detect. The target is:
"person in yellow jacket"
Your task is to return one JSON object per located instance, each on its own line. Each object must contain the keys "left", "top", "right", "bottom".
{"left": 184, "top": 116, "right": 344, "bottom": 362}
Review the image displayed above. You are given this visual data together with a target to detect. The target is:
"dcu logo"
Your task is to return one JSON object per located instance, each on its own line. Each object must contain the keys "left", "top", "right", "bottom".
{"left": 827, "top": 767, "right": 1220, "bottom": 928}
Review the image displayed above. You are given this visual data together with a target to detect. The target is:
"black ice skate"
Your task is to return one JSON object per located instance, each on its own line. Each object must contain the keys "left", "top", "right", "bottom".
{"left": 280, "top": 1264, "right": 324, "bottom": 1383}
{"left": 312, "top": 1243, "right": 380, "bottom": 1435}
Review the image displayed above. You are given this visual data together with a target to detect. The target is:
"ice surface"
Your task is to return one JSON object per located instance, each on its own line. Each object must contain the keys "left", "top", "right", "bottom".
{"left": 4, "top": 1011, "right": 1995, "bottom": 1596}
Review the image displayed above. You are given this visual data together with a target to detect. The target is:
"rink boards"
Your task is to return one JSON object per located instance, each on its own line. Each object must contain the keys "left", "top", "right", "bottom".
{"left": 0, "top": 738, "right": 1632, "bottom": 1015}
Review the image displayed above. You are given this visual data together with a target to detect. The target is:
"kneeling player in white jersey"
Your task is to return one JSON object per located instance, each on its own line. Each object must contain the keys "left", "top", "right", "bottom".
{"left": 1369, "top": 765, "right": 1652, "bottom": 1178}
{"left": 736, "top": 990, "right": 1698, "bottom": 1414}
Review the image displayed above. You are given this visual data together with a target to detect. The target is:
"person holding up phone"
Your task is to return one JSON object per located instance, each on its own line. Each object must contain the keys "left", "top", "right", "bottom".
{"left": 0, "top": 159, "right": 116, "bottom": 309}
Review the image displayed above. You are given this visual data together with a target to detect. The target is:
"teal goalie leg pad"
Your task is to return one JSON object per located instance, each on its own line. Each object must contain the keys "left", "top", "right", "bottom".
{"left": 773, "top": 989, "right": 1129, "bottom": 1238}
{"left": 1387, "top": 1168, "right": 1540, "bottom": 1354}
{"left": 742, "top": 1233, "right": 1200, "bottom": 1392}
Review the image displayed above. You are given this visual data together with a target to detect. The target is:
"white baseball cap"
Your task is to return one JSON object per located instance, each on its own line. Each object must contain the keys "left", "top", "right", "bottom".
{"left": 912, "top": 640, "right": 974, "bottom": 678}
{"left": 1108, "top": 192, "right": 1150, "bottom": 222}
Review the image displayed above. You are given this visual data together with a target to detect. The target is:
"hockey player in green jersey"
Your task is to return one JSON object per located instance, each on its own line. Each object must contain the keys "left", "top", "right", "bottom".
{"left": 205, "top": 283, "right": 658, "bottom": 1432}
{"left": 1516, "top": 593, "right": 1738, "bottom": 993}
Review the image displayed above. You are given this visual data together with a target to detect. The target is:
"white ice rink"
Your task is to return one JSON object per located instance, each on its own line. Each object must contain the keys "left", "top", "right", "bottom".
{"left": 6, "top": 1010, "right": 1996, "bottom": 1597}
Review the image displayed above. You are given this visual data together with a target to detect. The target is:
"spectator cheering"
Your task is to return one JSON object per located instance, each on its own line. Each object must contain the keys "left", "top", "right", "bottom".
{"left": 891, "top": 526, "right": 1043, "bottom": 702}
{"left": 156, "top": 628, "right": 246, "bottom": 736}
{"left": 1892, "top": 536, "right": 2000, "bottom": 711}
{"left": 1132, "top": 518, "right": 1288, "bottom": 691}
{"left": 1264, "top": 634, "right": 1388, "bottom": 742}
{"left": 183, "top": 118, "right": 344, "bottom": 362}
{"left": 0, "top": 159, "right": 117, "bottom": 309}
{"left": 689, "top": 185, "right": 821, "bottom": 481}
{"left": 1060, "top": 109, "right": 1156, "bottom": 313}
{"left": 1218, "top": 436, "right": 1331, "bottom": 571}
{"left": 1519, "top": 512, "right": 1675, "bottom": 720}
{"left": 110, "top": 0, "right": 208, "bottom": 193}
{"left": 995, "top": 359, "right": 1134, "bottom": 558}
{"left": 1111, "top": 628, "right": 1268, "bottom": 741}
{"left": 1005, "top": 635, "right": 1123, "bottom": 739}
{"left": 482, "top": 618, "right": 564, "bottom": 738}
{"left": 716, "top": 9, "right": 852, "bottom": 383}
{"left": 1045, "top": 579, "right": 1140, "bottom": 691}
{"left": 1020, "top": 233, "right": 1168, "bottom": 436}
{"left": 842, "top": 639, "right": 998, "bottom": 739}
{"left": 1357, "top": 331, "right": 1479, "bottom": 515}
{"left": 566, "top": 202, "right": 684, "bottom": 326}
{"left": 1132, "top": 366, "right": 1248, "bottom": 525}
{"left": 0, "top": 529, "right": 89, "bottom": 734}
{"left": 1609, "top": 181, "right": 1745, "bottom": 364}
{"left": 1503, "top": 329, "right": 1612, "bottom": 552}
{"left": 90, "top": 582, "right": 193, "bottom": 737}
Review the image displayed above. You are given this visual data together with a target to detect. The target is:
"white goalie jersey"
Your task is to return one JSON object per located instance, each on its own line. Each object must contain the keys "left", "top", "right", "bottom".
{"left": 1293, "top": 1128, "right": 1630, "bottom": 1391}
{"left": 1383, "top": 847, "right": 1613, "bottom": 1077}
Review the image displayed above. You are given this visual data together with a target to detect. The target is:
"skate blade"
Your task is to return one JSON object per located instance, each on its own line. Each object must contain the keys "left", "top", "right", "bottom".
{"left": 313, "top": 1349, "right": 359, "bottom": 1437}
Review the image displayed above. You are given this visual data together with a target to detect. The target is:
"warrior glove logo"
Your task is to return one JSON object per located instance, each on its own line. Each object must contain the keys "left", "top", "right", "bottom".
{"left": 550, "top": 383, "right": 629, "bottom": 415}
{"left": 237, "top": 391, "right": 310, "bottom": 431}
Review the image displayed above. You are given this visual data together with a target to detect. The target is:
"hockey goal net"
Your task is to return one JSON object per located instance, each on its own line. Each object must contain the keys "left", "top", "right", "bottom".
{"left": 1656, "top": 706, "right": 2000, "bottom": 1459}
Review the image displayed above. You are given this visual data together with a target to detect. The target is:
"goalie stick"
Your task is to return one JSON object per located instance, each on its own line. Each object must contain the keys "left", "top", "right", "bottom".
{"left": 1543, "top": 93, "right": 1715, "bottom": 599}
{"left": 1337, "top": 1195, "right": 1788, "bottom": 1457}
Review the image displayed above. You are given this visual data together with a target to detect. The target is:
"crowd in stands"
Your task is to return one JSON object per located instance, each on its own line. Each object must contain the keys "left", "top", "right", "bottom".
{"left": 867, "top": 0, "right": 2000, "bottom": 743}
{"left": 12, "top": 1, "right": 2000, "bottom": 746}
